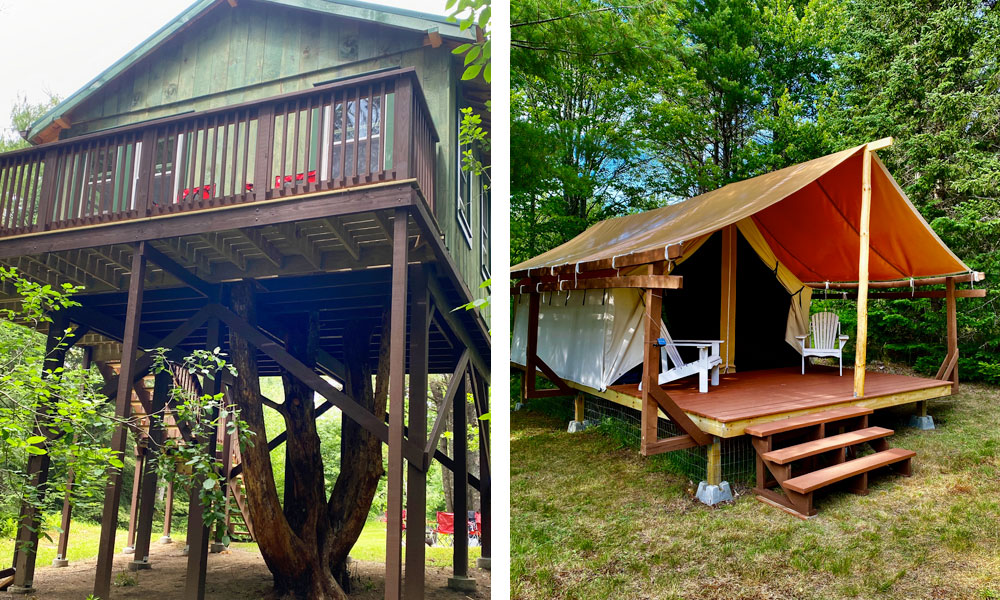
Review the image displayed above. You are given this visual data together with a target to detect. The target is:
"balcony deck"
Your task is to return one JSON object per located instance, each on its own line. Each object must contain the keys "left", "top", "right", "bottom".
{"left": 0, "top": 68, "right": 436, "bottom": 261}
{"left": 0, "top": 69, "right": 490, "bottom": 377}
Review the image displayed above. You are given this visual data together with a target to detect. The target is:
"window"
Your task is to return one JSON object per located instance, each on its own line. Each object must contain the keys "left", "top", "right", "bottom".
{"left": 456, "top": 106, "right": 473, "bottom": 247}
{"left": 480, "top": 179, "right": 490, "bottom": 280}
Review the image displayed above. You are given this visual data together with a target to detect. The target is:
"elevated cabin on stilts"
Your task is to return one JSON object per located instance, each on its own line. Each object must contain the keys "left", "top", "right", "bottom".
{"left": 511, "top": 138, "right": 984, "bottom": 518}
{"left": 0, "top": 0, "right": 491, "bottom": 597}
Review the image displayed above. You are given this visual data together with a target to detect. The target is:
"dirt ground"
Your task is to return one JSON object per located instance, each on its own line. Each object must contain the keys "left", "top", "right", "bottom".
{"left": 1, "top": 541, "right": 490, "bottom": 600}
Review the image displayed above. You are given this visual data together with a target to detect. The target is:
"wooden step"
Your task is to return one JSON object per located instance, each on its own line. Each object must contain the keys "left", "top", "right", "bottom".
{"left": 746, "top": 406, "right": 872, "bottom": 437}
{"left": 762, "top": 427, "right": 894, "bottom": 464}
{"left": 783, "top": 448, "right": 915, "bottom": 494}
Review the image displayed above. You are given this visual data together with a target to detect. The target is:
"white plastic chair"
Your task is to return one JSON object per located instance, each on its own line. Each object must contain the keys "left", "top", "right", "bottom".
{"left": 796, "top": 312, "right": 850, "bottom": 376}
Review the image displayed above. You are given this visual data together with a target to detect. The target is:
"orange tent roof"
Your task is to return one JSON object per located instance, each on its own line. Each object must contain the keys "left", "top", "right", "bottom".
{"left": 512, "top": 143, "right": 972, "bottom": 285}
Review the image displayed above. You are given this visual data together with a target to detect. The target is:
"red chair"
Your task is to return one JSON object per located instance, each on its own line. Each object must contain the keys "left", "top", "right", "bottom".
{"left": 434, "top": 511, "right": 455, "bottom": 547}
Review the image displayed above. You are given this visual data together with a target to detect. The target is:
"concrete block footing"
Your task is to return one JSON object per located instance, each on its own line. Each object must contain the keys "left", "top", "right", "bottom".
{"left": 7, "top": 585, "right": 35, "bottom": 594}
{"left": 210, "top": 542, "right": 226, "bottom": 553}
{"left": 476, "top": 557, "right": 491, "bottom": 570}
{"left": 128, "top": 560, "right": 152, "bottom": 571}
{"left": 158, "top": 535, "right": 173, "bottom": 544}
{"left": 447, "top": 576, "right": 477, "bottom": 592}
{"left": 696, "top": 481, "right": 733, "bottom": 506}
{"left": 909, "top": 415, "right": 935, "bottom": 430}
{"left": 567, "top": 420, "right": 586, "bottom": 433}
{"left": 51, "top": 558, "right": 69, "bottom": 568}
{"left": 123, "top": 545, "right": 135, "bottom": 555}
{"left": 182, "top": 544, "right": 190, "bottom": 556}
{"left": 583, "top": 419, "right": 599, "bottom": 428}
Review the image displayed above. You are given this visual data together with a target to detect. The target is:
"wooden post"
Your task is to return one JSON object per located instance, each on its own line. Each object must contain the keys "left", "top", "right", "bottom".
{"left": 385, "top": 207, "right": 409, "bottom": 600}
{"left": 474, "top": 369, "right": 491, "bottom": 566}
{"left": 161, "top": 480, "right": 174, "bottom": 542}
{"left": 184, "top": 316, "right": 224, "bottom": 600}
{"left": 11, "top": 311, "right": 71, "bottom": 590}
{"left": 53, "top": 348, "right": 89, "bottom": 568}
{"left": 214, "top": 391, "right": 234, "bottom": 549}
{"left": 132, "top": 370, "right": 170, "bottom": 568}
{"left": 124, "top": 444, "right": 145, "bottom": 552}
{"left": 525, "top": 292, "right": 540, "bottom": 397}
{"left": 95, "top": 242, "right": 147, "bottom": 600}
{"left": 404, "top": 266, "right": 429, "bottom": 600}
{"left": 574, "top": 394, "right": 585, "bottom": 423}
{"left": 720, "top": 224, "right": 737, "bottom": 372}
{"left": 449, "top": 374, "right": 472, "bottom": 587}
{"left": 253, "top": 104, "right": 275, "bottom": 202}
{"left": 946, "top": 276, "right": 959, "bottom": 393}
{"left": 706, "top": 438, "right": 722, "bottom": 486}
{"left": 853, "top": 138, "right": 892, "bottom": 398}
{"left": 641, "top": 284, "right": 664, "bottom": 450}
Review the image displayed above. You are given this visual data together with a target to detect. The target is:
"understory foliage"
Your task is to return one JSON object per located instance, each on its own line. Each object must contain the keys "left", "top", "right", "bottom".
{"left": 150, "top": 348, "right": 253, "bottom": 546}
{"left": 512, "top": 0, "right": 1000, "bottom": 377}
{"left": 0, "top": 268, "right": 115, "bottom": 553}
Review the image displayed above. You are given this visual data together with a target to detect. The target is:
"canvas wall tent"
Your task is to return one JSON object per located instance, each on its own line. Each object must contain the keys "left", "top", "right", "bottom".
{"left": 512, "top": 140, "right": 982, "bottom": 396}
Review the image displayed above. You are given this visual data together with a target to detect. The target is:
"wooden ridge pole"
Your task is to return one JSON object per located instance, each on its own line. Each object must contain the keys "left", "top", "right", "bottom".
{"left": 94, "top": 241, "right": 147, "bottom": 599}
{"left": 853, "top": 138, "right": 892, "bottom": 398}
{"left": 385, "top": 207, "right": 409, "bottom": 600}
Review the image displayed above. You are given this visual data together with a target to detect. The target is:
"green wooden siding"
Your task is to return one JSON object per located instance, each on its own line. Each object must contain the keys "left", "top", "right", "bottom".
{"left": 62, "top": 0, "right": 488, "bottom": 313}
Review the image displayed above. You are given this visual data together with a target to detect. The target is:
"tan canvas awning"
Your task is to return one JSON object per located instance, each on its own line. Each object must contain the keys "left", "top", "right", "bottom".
{"left": 512, "top": 143, "right": 973, "bottom": 285}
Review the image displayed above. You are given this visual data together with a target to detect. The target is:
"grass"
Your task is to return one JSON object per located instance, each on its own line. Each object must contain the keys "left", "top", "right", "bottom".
{"left": 511, "top": 382, "right": 1000, "bottom": 600}
{"left": 232, "top": 520, "right": 480, "bottom": 568}
{"left": 0, "top": 520, "right": 131, "bottom": 567}
{"left": 0, "top": 517, "right": 476, "bottom": 571}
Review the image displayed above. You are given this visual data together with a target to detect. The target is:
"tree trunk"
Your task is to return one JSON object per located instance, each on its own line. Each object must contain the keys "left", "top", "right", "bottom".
{"left": 326, "top": 312, "right": 391, "bottom": 585}
{"left": 229, "top": 282, "right": 344, "bottom": 600}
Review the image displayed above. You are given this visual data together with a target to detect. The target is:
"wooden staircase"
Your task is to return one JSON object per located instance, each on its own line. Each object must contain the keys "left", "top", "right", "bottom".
{"left": 749, "top": 406, "right": 915, "bottom": 518}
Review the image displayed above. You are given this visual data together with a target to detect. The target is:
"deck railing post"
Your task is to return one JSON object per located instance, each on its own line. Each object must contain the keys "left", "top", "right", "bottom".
{"left": 254, "top": 104, "right": 275, "bottom": 202}
{"left": 136, "top": 129, "right": 158, "bottom": 216}
{"left": 392, "top": 75, "right": 413, "bottom": 180}
{"left": 36, "top": 148, "right": 60, "bottom": 231}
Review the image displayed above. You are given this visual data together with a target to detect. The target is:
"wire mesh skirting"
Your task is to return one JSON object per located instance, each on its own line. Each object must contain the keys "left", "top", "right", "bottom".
{"left": 583, "top": 396, "right": 756, "bottom": 484}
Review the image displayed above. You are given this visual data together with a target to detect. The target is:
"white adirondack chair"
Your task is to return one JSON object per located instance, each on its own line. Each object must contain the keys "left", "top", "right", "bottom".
{"left": 796, "top": 312, "right": 850, "bottom": 376}
{"left": 638, "top": 326, "right": 723, "bottom": 393}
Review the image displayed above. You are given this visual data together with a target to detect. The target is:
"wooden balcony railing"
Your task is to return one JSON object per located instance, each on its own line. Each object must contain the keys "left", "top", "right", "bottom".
{"left": 0, "top": 68, "right": 437, "bottom": 238}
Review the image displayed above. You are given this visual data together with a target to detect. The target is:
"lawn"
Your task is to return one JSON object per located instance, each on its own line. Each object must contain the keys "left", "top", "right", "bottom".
{"left": 232, "top": 520, "right": 480, "bottom": 568}
{"left": 1, "top": 518, "right": 478, "bottom": 570}
{"left": 0, "top": 520, "right": 131, "bottom": 567}
{"left": 511, "top": 383, "right": 1000, "bottom": 600}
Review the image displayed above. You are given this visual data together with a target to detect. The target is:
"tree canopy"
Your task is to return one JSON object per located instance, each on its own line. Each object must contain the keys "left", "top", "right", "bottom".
{"left": 512, "top": 0, "right": 1000, "bottom": 378}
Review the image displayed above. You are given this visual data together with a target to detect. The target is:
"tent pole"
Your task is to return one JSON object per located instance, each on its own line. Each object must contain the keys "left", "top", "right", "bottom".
{"left": 853, "top": 146, "right": 872, "bottom": 398}
{"left": 720, "top": 224, "right": 738, "bottom": 372}
{"left": 946, "top": 276, "right": 959, "bottom": 393}
{"left": 641, "top": 282, "right": 663, "bottom": 450}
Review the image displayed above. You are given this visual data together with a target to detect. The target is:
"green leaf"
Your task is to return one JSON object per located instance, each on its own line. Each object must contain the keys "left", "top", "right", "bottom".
{"left": 24, "top": 445, "right": 46, "bottom": 455}
{"left": 25, "top": 435, "right": 45, "bottom": 444}
{"left": 464, "top": 46, "right": 481, "bottom": 66}
{"left": 452, "top": 43, "right": 473, "bottom": 55}
{"left": 462, "top": 64, "right": 482, "bottom": 81}
{"left": 202, "top": 478, "right": 217, "bottom": 490}
{"left": 109, "top": 457, "right": 125, "bottom": 469}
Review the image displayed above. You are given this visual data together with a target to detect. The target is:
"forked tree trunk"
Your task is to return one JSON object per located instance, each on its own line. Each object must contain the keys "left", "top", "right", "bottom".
{"left": 228, "top": 282, "right": 391, "bottom": 600}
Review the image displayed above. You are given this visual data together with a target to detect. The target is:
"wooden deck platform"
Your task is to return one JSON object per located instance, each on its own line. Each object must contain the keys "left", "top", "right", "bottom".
{"left": 553, "top": 366, "right": 952, "bottom": 438}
